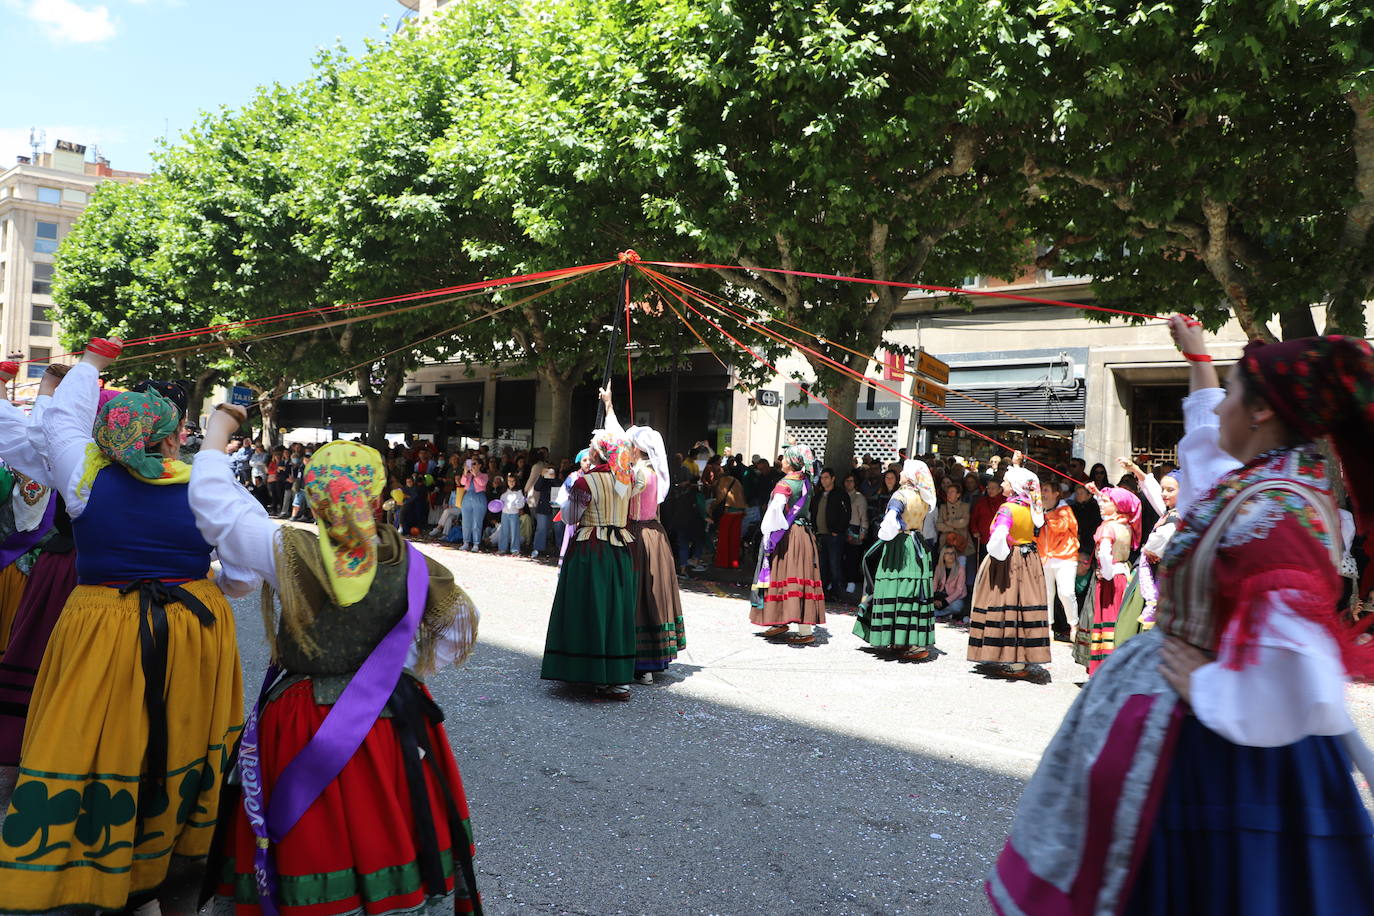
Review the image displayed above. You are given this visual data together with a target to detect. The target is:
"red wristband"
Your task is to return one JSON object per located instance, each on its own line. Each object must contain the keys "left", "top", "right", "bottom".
{"left": 1182, "top": 352, "right": 1213, "bottom": 363}
{"left": 0, "top": 361, "right": 18, "bottom": 379}
{"left": 85, "top": 338, "right": 123, "bottom": 359}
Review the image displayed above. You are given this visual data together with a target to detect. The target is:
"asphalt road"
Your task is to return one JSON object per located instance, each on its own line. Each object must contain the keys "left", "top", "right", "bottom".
{"left": 227, "top": 543, "right": 1374, "bottom": 916}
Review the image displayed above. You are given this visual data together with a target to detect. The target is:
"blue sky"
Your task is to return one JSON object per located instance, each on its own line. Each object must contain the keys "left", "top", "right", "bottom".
{"left": 2, "top": 0, "right": 408, "bottom": 173}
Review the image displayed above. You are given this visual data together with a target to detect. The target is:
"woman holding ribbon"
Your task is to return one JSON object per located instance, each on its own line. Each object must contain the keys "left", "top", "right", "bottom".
{"left": 540, "top": 428, "right": 643, "bottom": 699}
{"left": 190, "top": 406, "right": 481, "bottom": 914}
{"left": 966, "top": 455, "right": 1051, "bottom": 680}
{"left": 988, "top": 319, "right": 1374, "bottom": 914}
{"left": 853, "top": 458, "right": 938, "bottom": 660}
{"left": 598, "top": 390, "right": 686, "bottom": 683}
{"left": 0, "top": 339, "right": 248, "bottom": 913}
{"left": 750, "top": 442, "right": 826, "bottom": 645}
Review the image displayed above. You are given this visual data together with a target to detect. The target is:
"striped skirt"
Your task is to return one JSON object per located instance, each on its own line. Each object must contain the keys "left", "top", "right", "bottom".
{"left": 967, "top": 546, "right": 1050, "bottom": 665}
{"left": 853, "top": 534, "right": 935, "bottom": 648}
{"left": 626, "top": 519, "right": 686, "bottom": 672}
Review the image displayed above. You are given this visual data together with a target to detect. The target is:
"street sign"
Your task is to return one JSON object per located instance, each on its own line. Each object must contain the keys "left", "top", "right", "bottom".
{"left": 882, "top": 349, "right": 905, "bottom": 382}
{"left": 757, "top": 389, "right": 781, "bottom": 407}
{"left": 230, "top": 386, "right": 253, "bottom": 407}
{"left": 915, "top": 350, "right": 950, "bottom": 385}
{"left": 913, "top": 377, "right": 946, "bottom": 408}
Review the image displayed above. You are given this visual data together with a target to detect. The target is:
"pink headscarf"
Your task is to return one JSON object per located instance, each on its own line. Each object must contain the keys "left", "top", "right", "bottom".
{"left": 1097, "top": 486, "right": 1142, "bottom": 548}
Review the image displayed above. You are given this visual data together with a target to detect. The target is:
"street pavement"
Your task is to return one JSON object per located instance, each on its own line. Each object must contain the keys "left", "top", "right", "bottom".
{"left": 227, "top": 542, "right": 1374, "bottom": 916}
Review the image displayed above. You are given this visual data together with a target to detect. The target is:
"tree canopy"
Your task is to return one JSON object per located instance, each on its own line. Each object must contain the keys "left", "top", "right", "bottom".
{"left": 49, "top": 0, "right": 1374, "bottom": 459}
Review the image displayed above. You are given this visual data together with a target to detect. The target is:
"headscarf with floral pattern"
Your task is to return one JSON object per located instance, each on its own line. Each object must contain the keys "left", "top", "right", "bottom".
{"left": 302, "top": 441, "right": 387, "bottom": 607}
{"left": 588, "top": 430, "right": 633, "bottom": 486}
{"left": 1244, "top": 335, "right": 1374, "bottom": 592}
{"left": 93, "top": 390, "right": 182, "bottom": 480}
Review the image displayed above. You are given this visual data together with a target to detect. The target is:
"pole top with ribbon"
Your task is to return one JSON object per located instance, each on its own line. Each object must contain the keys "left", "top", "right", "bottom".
{"left": 618, "top": 249, "right": 641, "bottom": 264}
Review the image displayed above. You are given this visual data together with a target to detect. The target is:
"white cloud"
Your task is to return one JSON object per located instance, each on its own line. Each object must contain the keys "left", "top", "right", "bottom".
{"left": 24, "top": 0, "right": 116, "bottom": 43}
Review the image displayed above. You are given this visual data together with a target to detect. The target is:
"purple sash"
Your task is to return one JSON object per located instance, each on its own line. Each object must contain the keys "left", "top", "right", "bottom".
{"left": 753, "top": 476, "right": 811, "bottom": 591}
{"left": 0, "top": 495, "right": 56, "bottom": 570}
{"left": 239, "top": 543, "right": 430, "bottom": 914}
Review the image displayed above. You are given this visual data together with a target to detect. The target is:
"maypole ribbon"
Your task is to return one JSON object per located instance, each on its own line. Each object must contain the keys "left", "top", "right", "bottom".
{"left": 642, "top": 259, "right": 1166, "bottom": 323}
{"left": 640, "top": 269, "right": 859, "bottom": 430}
{"left": 621, "top": 251, "right": 638, "bottom": 419}
{"left": 21, "top": 260, "right": 619, "bottom": 366}
{"left": 640, "top": 265, "right": 1078, "bottom": 484}
{"left": 650, "top": 269, "right": 1073, "bottom": 440}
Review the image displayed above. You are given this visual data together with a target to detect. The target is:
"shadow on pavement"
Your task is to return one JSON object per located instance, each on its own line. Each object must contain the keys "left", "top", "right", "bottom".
{"left": 420, "top": 641, "right": 1023, "bottom": 916}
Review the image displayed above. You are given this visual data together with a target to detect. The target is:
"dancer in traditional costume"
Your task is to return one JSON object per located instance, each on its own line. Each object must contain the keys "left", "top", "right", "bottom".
{"left": 541, "top": 429, "right": 642, "bottom": 699}
{"left": 189, "top": 408, "right": 482, "bottom": 915}
{"left": 1074, "top": 485, "right": 1140, "bottom": 674}
{"left": 988, "top": 319, "right": 1374, "bottom": 915}
{"left": 1114, "top": 464, "right": 1180, "bottom": 649}
{"left": 0, "top": 363, "right": 78, "bottom": 797}
{"left": 598, "top": 390, "right": 685, "bottom": 683}
{"left": 0, "top": 339, "right": 248, "bottom": 913}
{"left": 854, "top": 458, "right": 937, "bottom": 659}
{"left": 967, "top": 456, "right": 1050, "bottom": 680}
{"left": 750, "top": 443, "right": 825, "bottom": 645}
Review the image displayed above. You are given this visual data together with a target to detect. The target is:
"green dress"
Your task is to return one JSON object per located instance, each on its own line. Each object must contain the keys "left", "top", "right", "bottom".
{"left": 541, "top": 470, "right": 640, "bottom": 684}
{"left": 853, "top": 489, "right": 935, "bottom": 649}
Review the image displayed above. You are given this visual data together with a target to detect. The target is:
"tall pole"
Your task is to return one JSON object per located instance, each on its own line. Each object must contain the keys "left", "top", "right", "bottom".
{"left": 594, "top": 262, "right": 632, "bottom": 430}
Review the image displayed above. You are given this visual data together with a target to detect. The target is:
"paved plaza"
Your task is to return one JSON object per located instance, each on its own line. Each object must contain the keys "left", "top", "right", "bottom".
{"left": 228, "top": 544, "right": 1374, "bottom": 916}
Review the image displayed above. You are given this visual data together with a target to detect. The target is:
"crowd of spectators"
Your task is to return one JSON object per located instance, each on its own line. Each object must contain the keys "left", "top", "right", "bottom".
{"left": 214, "top": 434, "right": 1179, "bottom": 603}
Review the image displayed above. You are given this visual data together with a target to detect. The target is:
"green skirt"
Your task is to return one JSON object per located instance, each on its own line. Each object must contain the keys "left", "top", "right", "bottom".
{"left": 541, "top": 537, "right": 639, "bottom": 685}
{"left": 853, "top": 534, "right": 934, "bottom": 648}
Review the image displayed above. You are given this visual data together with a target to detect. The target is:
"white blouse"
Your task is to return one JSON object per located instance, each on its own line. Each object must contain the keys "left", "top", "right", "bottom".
{"left": 0, "top": 397, "right": 54, "bottom": 487}
{"left": 189, "top": 449, "right": 473, "bottom": 675}
{"left": 1178, "top": 387, "right": 1351, "bottom": 747}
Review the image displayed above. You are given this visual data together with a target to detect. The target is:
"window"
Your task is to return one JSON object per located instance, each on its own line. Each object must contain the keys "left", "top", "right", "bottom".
{"left": 62, "top": 188, "right": 88, "bottom": 205}
{"left": 34, "top": 221, "right": 58, "bottom": 255}
{"left": 30, "top": 304, "right": 53, "bottom": 338}
{"left": 32, "top": 263, "right": 53, "bottom": 296}
{"left": 36, "top": 187, "right": 61, "bottom": 205}
{"left": 27, "top": 347, "right": 50, "bottom": 379}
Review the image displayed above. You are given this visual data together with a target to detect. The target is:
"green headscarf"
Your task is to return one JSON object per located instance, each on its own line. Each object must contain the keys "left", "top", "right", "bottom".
{"left": 93, "top": 390, "right": 182, "bottom": 480}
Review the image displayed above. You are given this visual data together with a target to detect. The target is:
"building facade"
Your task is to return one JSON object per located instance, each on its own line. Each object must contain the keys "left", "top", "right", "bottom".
{"left": 0, "top": 141, "right": 145, "bottom": 384}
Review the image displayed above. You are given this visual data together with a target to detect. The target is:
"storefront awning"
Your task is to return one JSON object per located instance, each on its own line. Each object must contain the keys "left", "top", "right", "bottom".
{"left": 920, "top": 380, "right": 1086, "bottom": 429}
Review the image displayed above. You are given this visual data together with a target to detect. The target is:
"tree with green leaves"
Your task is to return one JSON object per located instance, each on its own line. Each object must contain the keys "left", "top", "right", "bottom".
{"left": 423, "top": 0, "right": 690, "bottom": 459}
{"left": 561, "top": 0, "right": 1035, "bottom": 465}
{"left": 52, "top": 177, "right": 228, "bottom": 423}
{"left": 1016, "top": 0, "right": 1374, "bottom": 340}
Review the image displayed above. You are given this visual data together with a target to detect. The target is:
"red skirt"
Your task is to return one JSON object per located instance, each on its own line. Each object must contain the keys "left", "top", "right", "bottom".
{"left": 213, "top": 679, "right": 480, "bottom": 915}
{"left": 1089, "top": 574, "right": 1130, "bottom": 675}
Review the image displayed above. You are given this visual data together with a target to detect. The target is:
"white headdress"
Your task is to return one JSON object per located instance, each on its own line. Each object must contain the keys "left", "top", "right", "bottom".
{"left": 1002, "top": 466, "right": 1044, "bottom": 528}
{"left": 900, "top": 458, "right": 936, "bottom": 511}
{"left": 625, "top": 425, "right": 670, "bottom": 503}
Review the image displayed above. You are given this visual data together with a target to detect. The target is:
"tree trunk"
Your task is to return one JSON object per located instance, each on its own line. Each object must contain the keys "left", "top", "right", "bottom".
{"left": 358, "top": 354, "right": 410, "bottom": 451}
{"left": 254, "top": 377, "right": 291, "bottom": 448}
{"left": 543, "top": 368, "right": 578, "bottom": 460}
{"left": 259, "top": 398, "right": 281, "bottom": 448}
{"left": 1279, "top": 305, "right": 1319, "bottom": 341}
{"left": 819, "top": 370, "right": 862, "bottom": 469}
{"left": 186, "top": 369, "right": 220, "bottom": 425}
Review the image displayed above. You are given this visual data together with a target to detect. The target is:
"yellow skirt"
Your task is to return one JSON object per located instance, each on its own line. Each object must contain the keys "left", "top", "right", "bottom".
{"left": 0, "top": 562, "right": 28, "bottom": 654}
{"left": 0, "top": 578, "right": 243, "bottom": 910}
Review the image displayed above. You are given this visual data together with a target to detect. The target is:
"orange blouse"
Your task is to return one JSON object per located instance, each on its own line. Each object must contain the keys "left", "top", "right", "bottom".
{"left": 1036, "top": 503, "right": 1080, "bottom": 561}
